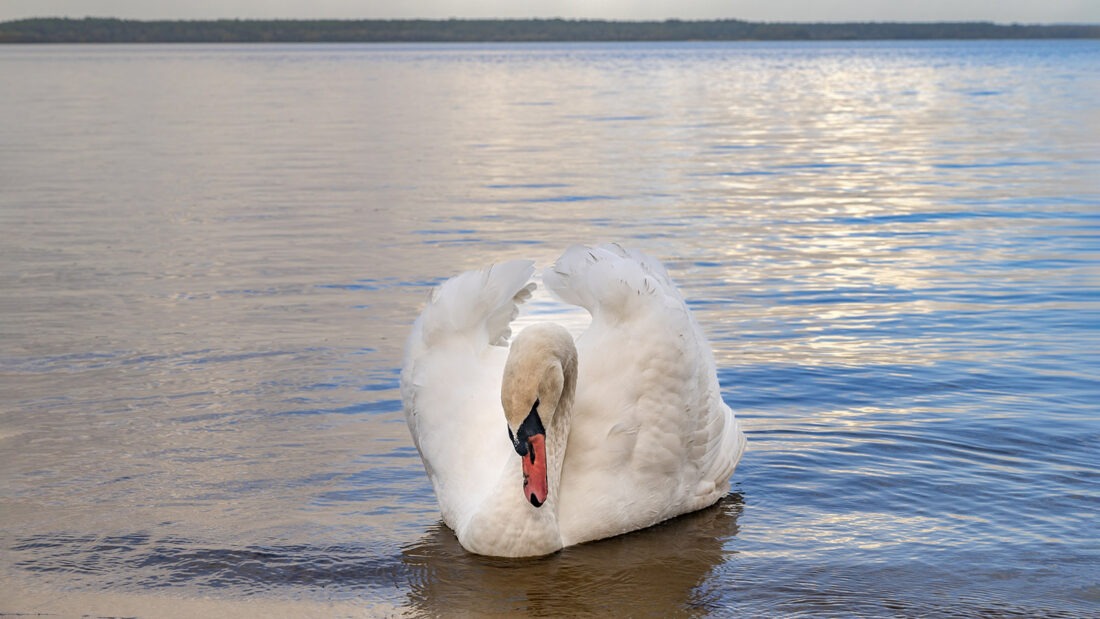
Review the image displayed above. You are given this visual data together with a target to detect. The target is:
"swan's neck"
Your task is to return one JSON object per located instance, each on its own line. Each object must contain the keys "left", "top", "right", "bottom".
{"left": 458, "top": 323, "right": 577, "bottom": 557}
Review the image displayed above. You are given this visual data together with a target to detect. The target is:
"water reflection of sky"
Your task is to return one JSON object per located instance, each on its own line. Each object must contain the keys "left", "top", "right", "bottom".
{"left": 1, "top": 41, "right": 1098, "bottom": 615}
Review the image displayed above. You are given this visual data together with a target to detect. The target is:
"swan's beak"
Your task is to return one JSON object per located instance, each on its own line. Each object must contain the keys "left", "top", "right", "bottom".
{"left": 521, "top": 433, "right": 548, "bottom": 507}
{"left": 511, "top": 407, "right": 548, "bottom": 508}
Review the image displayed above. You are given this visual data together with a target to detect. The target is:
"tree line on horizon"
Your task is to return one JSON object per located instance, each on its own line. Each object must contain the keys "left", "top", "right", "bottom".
{"left": 1, "top": 17, "right": 1098, "bottom": 44}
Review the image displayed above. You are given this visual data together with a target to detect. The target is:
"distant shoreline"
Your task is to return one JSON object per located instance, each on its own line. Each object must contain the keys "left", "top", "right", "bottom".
{"left": 2, "top": 17, "right": 1098, "bottom": 43}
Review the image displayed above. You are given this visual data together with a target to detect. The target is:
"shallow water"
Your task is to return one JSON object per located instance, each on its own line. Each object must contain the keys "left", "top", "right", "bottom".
{"left": 1, "top": 41, "right": 1098, "bottom": 617}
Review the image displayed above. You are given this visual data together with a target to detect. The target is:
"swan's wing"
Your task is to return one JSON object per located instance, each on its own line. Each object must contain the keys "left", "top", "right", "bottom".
{"left": 404, "top": 260, "right": 536, "bottom": 361}
{"left": 544, "top": 244, "right": 745, "bottom": 544}
{"left": 401, "top": 260, "right": 536, "bottom": 528}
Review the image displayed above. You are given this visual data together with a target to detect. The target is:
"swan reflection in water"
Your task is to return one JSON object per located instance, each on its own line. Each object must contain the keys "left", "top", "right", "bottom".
{"left": 399, "top": 493, "right": 744, "bottom": 617}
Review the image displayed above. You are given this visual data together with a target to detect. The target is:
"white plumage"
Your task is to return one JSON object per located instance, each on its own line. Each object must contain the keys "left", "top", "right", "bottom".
{"left": 401, "top": 244, "right": 746, "bottom": 557}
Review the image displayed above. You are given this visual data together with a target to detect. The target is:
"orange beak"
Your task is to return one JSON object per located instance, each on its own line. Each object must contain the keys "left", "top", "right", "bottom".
{"left": 521, "top": 433, "right": 548, "bottom": 507}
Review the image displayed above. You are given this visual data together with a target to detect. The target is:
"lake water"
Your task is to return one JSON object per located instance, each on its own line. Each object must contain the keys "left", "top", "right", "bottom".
{"left": 1, "top": 40, "right": 1098, "bottom": 617}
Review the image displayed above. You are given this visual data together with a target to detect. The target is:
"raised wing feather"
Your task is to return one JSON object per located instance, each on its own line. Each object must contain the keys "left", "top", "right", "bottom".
{"left": 544, "top": 245, "right": 744, "bottom": 545}
{"left": 542, "top": 243, "right": 670, "bottom": 319}
{"left": 401, "top": 260, "right": 536, "bottom": 528}
{"left": 406, "top": 260, "right": 535, "bottom": 359}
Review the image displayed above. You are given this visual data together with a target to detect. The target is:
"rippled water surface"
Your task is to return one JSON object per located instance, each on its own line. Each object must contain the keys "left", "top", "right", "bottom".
{"left": 2, "top": 41, "right": 1098, "bottom": 617}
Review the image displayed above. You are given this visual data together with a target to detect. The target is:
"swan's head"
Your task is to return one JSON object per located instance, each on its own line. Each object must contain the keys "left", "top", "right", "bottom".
{"left": 501, "top": 323, "right": 577, "bottom": 509}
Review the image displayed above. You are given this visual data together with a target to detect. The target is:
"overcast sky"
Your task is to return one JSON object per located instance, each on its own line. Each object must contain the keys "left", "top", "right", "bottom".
{"left": 2, "top": 0, "right": 1098, "bottom": 24}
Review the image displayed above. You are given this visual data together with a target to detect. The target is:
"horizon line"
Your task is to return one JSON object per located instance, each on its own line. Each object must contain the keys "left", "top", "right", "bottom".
{"left": 4, "top": 16, "right": 1100, "bottom": 27}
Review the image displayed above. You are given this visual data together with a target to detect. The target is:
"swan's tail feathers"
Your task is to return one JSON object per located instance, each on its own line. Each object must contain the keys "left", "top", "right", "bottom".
{"left": 715, "top": 408, "right": 747, "bottom": 486}
{"left": 408, "top": 260, "right": 536, "bottom": 358}
{"left": 694, "top": 404, "right": 746, "bottom": 501}
{"left": 543, "top": 244, "right": 679, "bottom": 319}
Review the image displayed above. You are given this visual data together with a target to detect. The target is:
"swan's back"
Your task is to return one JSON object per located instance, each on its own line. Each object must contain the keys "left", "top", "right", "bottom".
{"left": 544, "top": 245, "right": 745, "bottom": 545}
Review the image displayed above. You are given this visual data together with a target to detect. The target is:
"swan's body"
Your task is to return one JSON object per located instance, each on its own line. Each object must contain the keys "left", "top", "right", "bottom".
{"left": 401, "top": 244, "right": 745, "bottom": 557}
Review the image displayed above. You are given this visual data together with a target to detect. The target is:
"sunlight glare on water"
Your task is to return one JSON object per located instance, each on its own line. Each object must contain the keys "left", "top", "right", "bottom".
{"left": 1, "top": 41, "right": 1098, "bottom": 617}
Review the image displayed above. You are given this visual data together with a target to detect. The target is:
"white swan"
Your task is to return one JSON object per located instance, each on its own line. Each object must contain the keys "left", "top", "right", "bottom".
{"left": 401, "top": 244, "right": 746, "bottom": 557}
